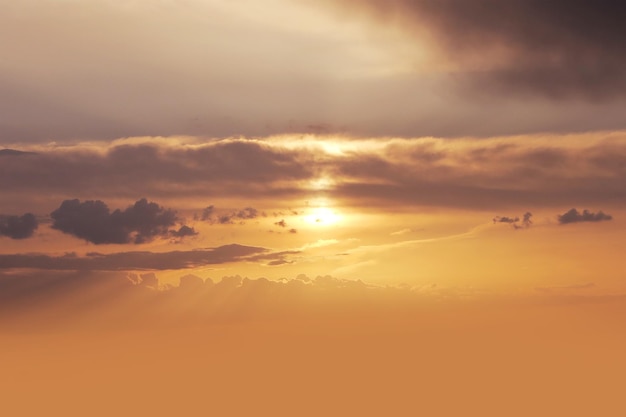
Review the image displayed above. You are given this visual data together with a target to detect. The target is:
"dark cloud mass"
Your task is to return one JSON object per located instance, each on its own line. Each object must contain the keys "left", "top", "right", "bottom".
{"left": 51, "top": 198, "right": 184, "bottom": 244}
{"left": 0, "top": 213, "right": 38, "bottom": 239}
{"left": 333, "top": 0, "right": 626, "bottom": 99}
{"left": 558, "top": 208, "right": 613, "bottom": 224}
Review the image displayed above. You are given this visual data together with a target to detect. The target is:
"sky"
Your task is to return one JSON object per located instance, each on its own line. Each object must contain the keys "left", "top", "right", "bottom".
{"left": 2, "top": 1, "right": 626, "bottom": 415}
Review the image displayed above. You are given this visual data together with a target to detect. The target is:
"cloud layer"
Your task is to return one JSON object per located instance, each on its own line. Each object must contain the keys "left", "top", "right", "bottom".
{"left": 3, "top": 133, "right": 626, "bottom": 213}
{"left": 327, "top": 0, "right": 626, "bottom": 99}
{"left": 2, "top": 1, "right": 625, "bottom": 142}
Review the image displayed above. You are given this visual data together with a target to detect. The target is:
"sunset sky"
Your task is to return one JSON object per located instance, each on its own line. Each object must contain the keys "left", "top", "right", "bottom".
{"left": 2, "top": 1, "right": 626, "bottom": 415}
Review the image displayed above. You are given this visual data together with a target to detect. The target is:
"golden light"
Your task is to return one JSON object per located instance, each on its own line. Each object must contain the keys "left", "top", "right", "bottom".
{"left": 305, "top": 207, "right": 341, "bottom": 226}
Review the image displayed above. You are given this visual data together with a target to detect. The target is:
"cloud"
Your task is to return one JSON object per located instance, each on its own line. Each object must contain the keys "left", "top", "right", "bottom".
{"left": 493, "top": 212, "right": 532, "bottom": 229}
{"left": 0, "top": 269, "right": 408, "bottom": 326}
{"left": 0, "top": 140, "right": 312, "bottom": 209}
{"left": 558, "top": 208, "right": 613, "bottom": 225}
{"left": 4, "top": 133, "right": 626, "bottom": 213}
{"left": 170, "top": 225, "right": 198, "bottom": 238}
{"left": 0, "top": 244, "right": 268, "bottom": 271}
{"left": 493, "top": 216, "right": 519, "bottom": 224}
{"left": 199, "top": 206, "right": 215, "bottom": 221}
{"left": 328, "top": 0, "right": 626, "bottom": 99}
{"left": 51, "top": 198, "right": 187, "bottom": 244}
{"left": 0, "top": 213, "right": 38, "bottom": 239}
{"left": 203, "top": 206, "right": 262, "bottom": 225}
{"left": 0, "top": 149, "right": 37, "bottom": 157}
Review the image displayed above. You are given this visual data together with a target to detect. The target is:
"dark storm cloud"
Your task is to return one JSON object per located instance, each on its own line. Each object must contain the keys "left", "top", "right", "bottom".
{"left": 51, "top": 198, "right": 184, "bottom": 244}
{"left": 0, "top": 244, "right": 268, "bottom": 271}
{"left": 558, "top": 208, "right": 613, "bottom": 225}
{"left": 0, "top": 213, "right": 38, "bottom": 239}
{"left": 331, "top": 0, "right": 626, "bottom": 99}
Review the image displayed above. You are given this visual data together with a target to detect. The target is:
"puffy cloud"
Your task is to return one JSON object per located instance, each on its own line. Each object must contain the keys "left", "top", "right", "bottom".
{"left": 50, "top": 198, "right": 191, "bottom": 244}
{"left": 0, "top": 213, "right": 38, "bottom": 239}
{"left": 169, "top": 225, "right": 198, "bottom": 240}
{"left": 558, "top": 208, "right": 613, "bottom": 225}
{"left": 0, "top": 244, "right": 268, "bottom": 271}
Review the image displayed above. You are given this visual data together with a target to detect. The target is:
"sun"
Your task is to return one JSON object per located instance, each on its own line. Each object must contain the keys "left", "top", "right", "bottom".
{"left": 305, "top": 207, "right": 341, "bottom": 226}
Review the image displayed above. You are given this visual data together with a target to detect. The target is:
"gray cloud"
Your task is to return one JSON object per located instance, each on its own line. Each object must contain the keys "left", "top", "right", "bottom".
{"left": 0, "top": 141, "right": 312, "bottom": 210}
{"left": 170, "top": 225, "right": 198, "bottom": 239}
{"left": 3, "top": 135, "right": 626, "bottom": 213}
{"left": 0, "top": 244, "right": 268, "bottom": 271}
{"left": 51, "top": 198, "right": 186, "bottom": 244}
{"left": 330, "top": 0, "right": 626, "bottom": 99}
{"left": 204, "top": 206, "right": 262, "bottom": 225}
{"left": 2, "top": 2, "right": 626, "bottom": 143}
{"left": 521, "top": 212, "right": 533, "bottom": 228}
{"left": 0, "top": 149, "right": 36, "bottom": 157}
{"left": 558, "top": 208, "right": 613, "bottom": 225}
{"left": 0, "top": 213, "right": 38, "bottom": 239}
{"left": 493, "top": 216, "right": 519, "bottom": 224}
{"left": 494, "top": 212, "right": 533, "bottom": 230}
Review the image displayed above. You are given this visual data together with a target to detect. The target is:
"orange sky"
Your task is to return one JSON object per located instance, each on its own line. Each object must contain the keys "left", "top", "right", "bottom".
{"left": 1, "top": 1, "right": 626, "bottom": 415}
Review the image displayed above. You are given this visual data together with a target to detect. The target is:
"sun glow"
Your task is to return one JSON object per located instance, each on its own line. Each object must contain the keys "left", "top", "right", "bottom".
{"left": 305, "top": 207, "right": 341, "bottom": 226}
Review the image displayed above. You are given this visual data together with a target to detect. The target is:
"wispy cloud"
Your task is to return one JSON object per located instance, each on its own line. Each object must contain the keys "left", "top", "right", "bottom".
{"left": 0, "top": 244, "right": 268, "bottom": 271}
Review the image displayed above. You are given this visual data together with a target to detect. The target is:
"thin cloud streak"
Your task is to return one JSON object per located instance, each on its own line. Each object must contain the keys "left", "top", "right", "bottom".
{"left": 0, "top": 244, "right": 269, "bottom": 271}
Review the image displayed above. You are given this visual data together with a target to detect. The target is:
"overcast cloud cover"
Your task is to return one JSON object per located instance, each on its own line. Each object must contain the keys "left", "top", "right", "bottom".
{"left": 1, "top": 0, "right": 625, "bottom": 143}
